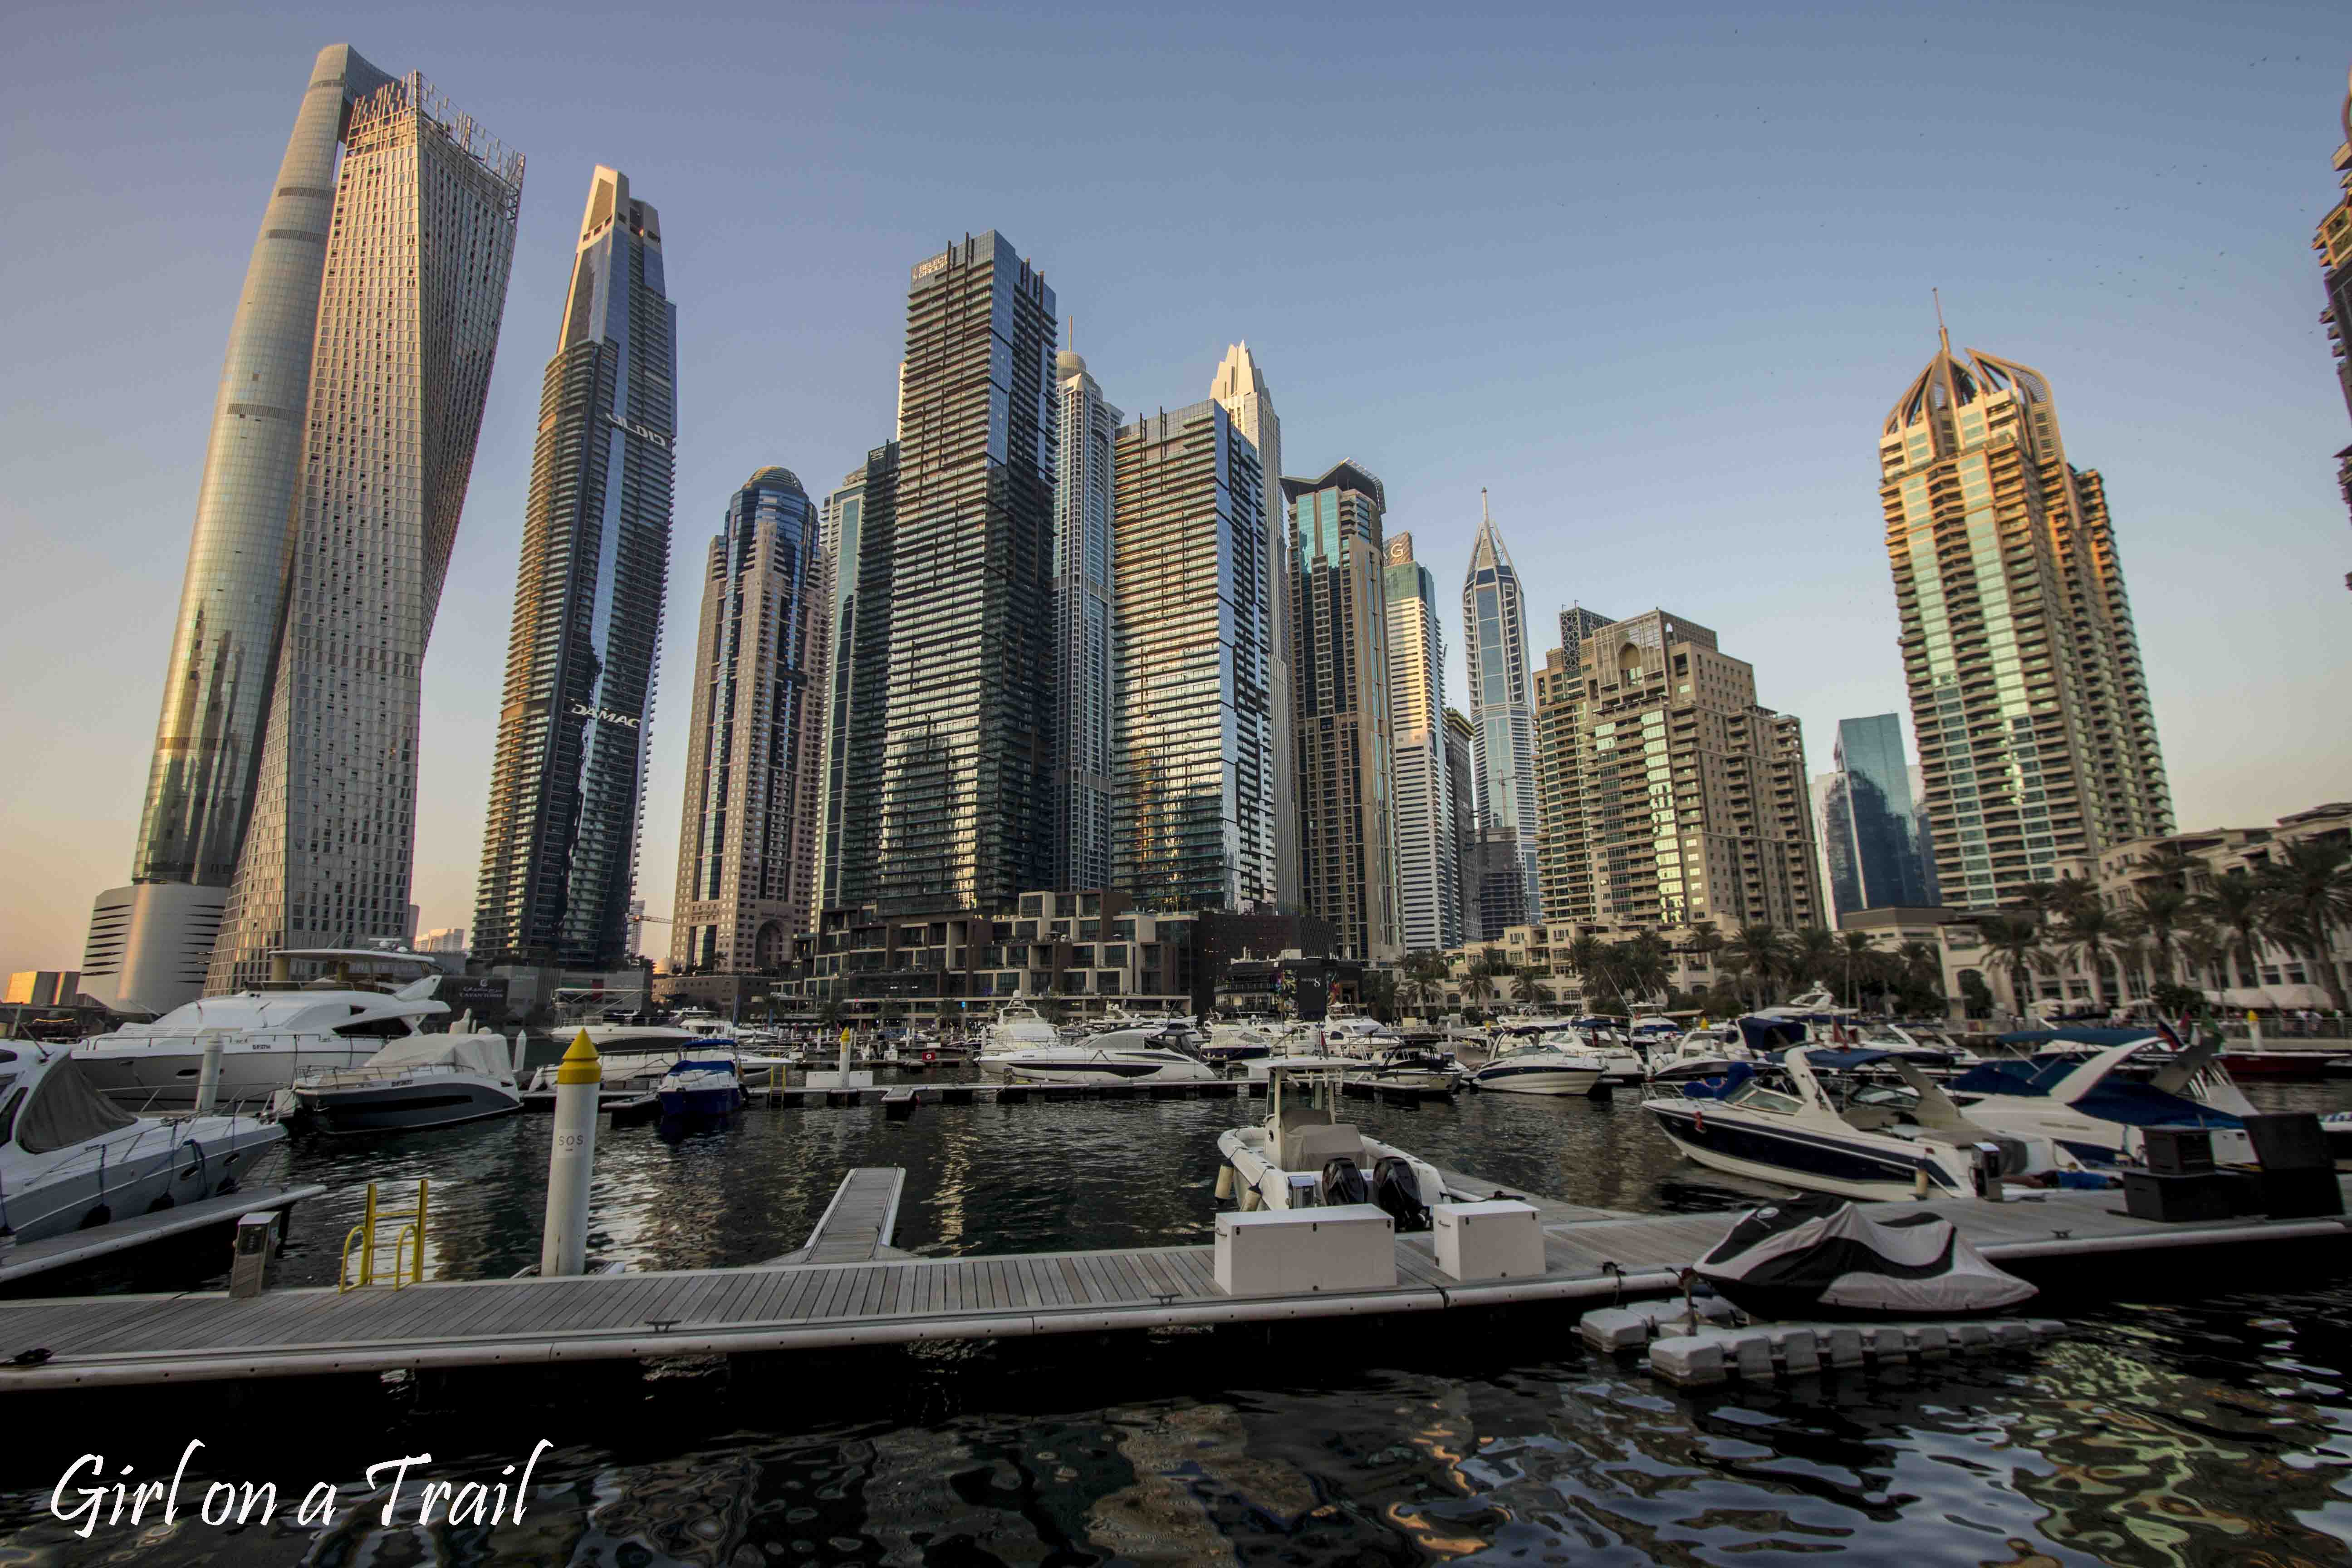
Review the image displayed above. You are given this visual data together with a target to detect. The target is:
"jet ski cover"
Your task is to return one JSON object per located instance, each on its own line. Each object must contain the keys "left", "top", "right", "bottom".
{"left": 1694, "top": 1193, "right": 2037, "bottom": 1319}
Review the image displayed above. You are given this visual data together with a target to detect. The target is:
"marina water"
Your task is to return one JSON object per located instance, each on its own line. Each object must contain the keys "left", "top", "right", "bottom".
{"left": 4, "top": 1078, "right": 2349, "bottom": 1564}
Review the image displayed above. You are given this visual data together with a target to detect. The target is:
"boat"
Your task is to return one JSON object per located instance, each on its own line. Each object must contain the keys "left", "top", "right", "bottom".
{"left": 1464, "top": 1028, "right": 1607, "bottom": 1096}
{"left": 982, "top": 1003, "right": 1061, "bottom": 1055}
{"left": 76, "top": 950, "right": 461, "bottom": 1111}
{"left": 978, "top": 1023, "right": 1220, "bottom": 1084}
{"left": 1643, "top": 1050, "right": 2089, "bottom": 1202}
{"left": 1201, "top": 1022, "right": 1279, "bottom": 1064}
{"left": 1344, "top": 1044, "right": 1463, "bottom": 1096}
{"left": 657, "top": 1055, "right": 745, "bottom": 1117}
{"left": 1940, "top": 1034, "right": 2257, "bottom": 1167}
{"left": 0, "top": 1040, "right": 286, "bottom": 1241}
{"left": 526, "top": 1027, "right": 783, "bottom": 1098}
{"left": 1215, "top": 1062, "right": 1449, "bottom": 1227}
{"left": 1646, "top": 1023, "right": 1761, "bottom": 1084}
{"left": 1694, "top": 1194, "right": 2038, "bottom": 1319}
{"left": 291, "top": 1031, "right": 523, "bottom": 1133}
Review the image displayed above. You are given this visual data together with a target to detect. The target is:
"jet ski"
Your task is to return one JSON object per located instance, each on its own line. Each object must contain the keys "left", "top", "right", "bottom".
{"left": 1693, "top": 1192, "right": 2038, "bottom": 1319}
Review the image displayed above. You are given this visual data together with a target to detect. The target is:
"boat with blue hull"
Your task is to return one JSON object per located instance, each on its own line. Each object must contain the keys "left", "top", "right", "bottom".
{"left": 657, "top": 1057, "right": 745, "bottom": 1118}
{"left": 1943, "top": 1034, "right": 2256, "bottom": 1167}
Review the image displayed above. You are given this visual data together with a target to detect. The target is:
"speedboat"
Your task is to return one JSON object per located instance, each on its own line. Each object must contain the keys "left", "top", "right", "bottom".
{"left": 528, "top": 1029, "right": 782, "bottom": 1097}
{"left": 76, "top": 970, "right": 455, "bottom": 1112}
{"left": 1345, "top": 1044, "right": 1463, "bottom": 1095}
{"left": 1464, "top": 1029, "right": 1607, "bottom": 1096}
{"left": 1643, "top": 1051, "right": 2088, "bottom": 1202}
{"left": 657, "top": 1055, "right": 745, "bottom": 1117}
{"left": 291, "top": 1031, "right": 523, "bottom": 1133}
{"left": 1215, "top": 1062, "right": 1449, "bottom": 1227}
{"left": 1201, "top": 1023, "right": 1278, "bottom": 1064}
{"left": 979, "top": 1023, "right": 1220, "bottom": 1084}
{"left": 1941, "top": 1035, "right": 2256, "bottom": 1167}
{"left": 983, "top": 1003, "right": 1061, "bottom": 1055}
{"left": 0, "top": 1040, "right": 286, "bottom": 1240}
{"left": 1646, "top": 1023, "right": 1760, "bottom": 1084}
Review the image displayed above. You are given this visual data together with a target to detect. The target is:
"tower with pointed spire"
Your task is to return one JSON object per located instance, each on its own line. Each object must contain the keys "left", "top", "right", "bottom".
{"left": 1461, "top": 491, "right": 1540, "bottom": 931}
{"left": 1877, "top": 330, "right": 2171, "bottom": 909}
{"left": 1053, "top": 340, "right": 1121, "bottom": 892}
{"left": 1211, "top": 342, "right": 1298, "bottom": 906}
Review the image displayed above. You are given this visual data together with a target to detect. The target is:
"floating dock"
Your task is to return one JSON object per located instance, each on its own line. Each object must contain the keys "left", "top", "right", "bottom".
{"left": 0, "top": 1184, "right": 327, "bottom": 1289}
{"left": 1, "top": 1176, "right": 2346, "bottom": 1392}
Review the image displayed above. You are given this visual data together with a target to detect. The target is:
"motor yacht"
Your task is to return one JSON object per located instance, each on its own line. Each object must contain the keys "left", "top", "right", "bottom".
{"left": 1344, "top": 1044, "right": 1463, "bottom": 1095}
{"left": 1, "top": 1041, "right": 286, "bottom": 1240}
{"left": 1215, "top": 1062, "right": 1448, "bottom": 1227}
{"left": 76, "top": 951, "right": 459, "bottom": 1111}
{"left": 1200, "top": 1022, "right": 1279, "bottom": 1065}
{"left": 1464, "top": 1029, "right": 1607, "bottom": 1096}
{"left": 657, "top": 1055, "right": 745, "bottom": 1117}
{"left": 290, "top": 1030, "right": 523, "bottom": 1133}
{"left": 1941, "top": 1035, "right": 2256, "bottom": 1167}
{"left": 1645, "top": 1024, "right": 1761, "bottom": 1084}
{"left": 978, "top": 1023, "right": 1220, "bottom": 1084}
{"left": 1643, "top": 1050, "right": 2087, "bottom": 1202}
{"left": 982, "top": 1003, "right": 1061, "bottom": 1055}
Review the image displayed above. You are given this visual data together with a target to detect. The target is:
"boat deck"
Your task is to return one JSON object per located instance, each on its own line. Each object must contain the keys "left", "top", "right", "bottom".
{"left": 2, "top": 1179, "right": 2345, "bottom": 1392}
{"left": 0, "top": 1185, "right": 327, "bottom": 1288}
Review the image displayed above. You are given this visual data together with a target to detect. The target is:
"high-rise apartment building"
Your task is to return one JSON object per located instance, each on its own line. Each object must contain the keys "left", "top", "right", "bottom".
{"left": 1536, "top": 610, "right": 1823, "bottom": 930}
{"left": 670, "top": 468, "right": 830, "bottom": 972}
{"left": 1820, "top": 713, "right": 1939, "bottom": 919}
{"left": 474, "top": 167, "right": 674, "bottom": 969}
{"left": 1288, "top": 461, "right": 1400, "bottom": 961}
{"left": 871, "top": 233, "right": 1059, "bottom": 912}
{"left": 80, "top": 47, "right": 512, "bottom": 1012}
{"left": 1054, "top": 349, "right": 1121, "bottom": 891}
{"left": 1443, "top": 708, "right": 1476, "bottom": 943}
{"left": 816, "top": 446, "right": 898, "bottom": 911}
{"left": 1558, "top": 605, "right": 1615, "bottom": 682}
{"left": 1211, "top": 343, "right": 1298, "bottom": 907}
{"left": 1532, "top": 646, "right": 1588, "bottom": 923}
{"left": 1383, "top": 533, "right": 1459, "bottom": 953}
{"left": 1462, "top": 494, "right": 1540, "bottom": 921}
{"left": 1879, "top": 333, "right": 2171, "bottom": 907}
{"left": 201, "top": 65, "right": 523, "bottom": 994}
{"left": 2314, "top": 72, "right": 2352, "bottom": 561}
{"left": 1109, "top": 400, "right": 1276, "bottom": 909}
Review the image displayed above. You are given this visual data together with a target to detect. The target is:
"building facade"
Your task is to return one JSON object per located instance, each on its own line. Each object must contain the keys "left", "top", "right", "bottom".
{"left": 1443, "top": 708, "right": 1477, "bottom": 943}
{"left": 1288, "top": 462, "right": 1401, "bottom": 961}
{"left": 872, "top": 233, "right": 1059, "bottom": 912}
{"left": 2315, "top": 73, "right": 2352, "bottom": 565}
{"left": 1537, "top": 609, "right": 1824, "bottom": 931}
{"left": 1383, "top": 533, "right": 1459, "bottom": 953}
{"left": 1879, "top": 334, "right": 2172, "bottom": 909}
{"left": 1110, "top": 400, "right": 1276, "bottom": 910}
{"left": 1462, "top": 494, "right": 1540, "bottom": 920}
{"left": 1558, "top": 604, "right": 1615, "bottom": 677}
{"left": 1532, "top": 646, "right": 1589, "bottom": 923}
{"left": 1053, "top": 349, "right": 1121, "bottom": 891}
{"left": 669, "top": 468, "right": 830, "bottom": 974}
{"left": 1210, "top": 343, "right": 1298, "bottom": 907}
{"left": 474, "top": 167, "right": 674, "bottom": 968}
{"left": 1820, "top": 713, "right": 1939, "bottom": 919}
{"left": 816, "top": 446, "right": 897, "bottom": 911}
{"left": 205, "top": 69, "right": 523, "bottom": 994}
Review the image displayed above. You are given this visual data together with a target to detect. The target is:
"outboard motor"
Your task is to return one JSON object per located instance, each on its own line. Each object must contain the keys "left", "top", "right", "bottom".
{"left": 1319, "top": 1156, "right": 1370, "bottom": 1206}
{"left": 1371, "top": 1155, "right": 1431, "bottom": 1232}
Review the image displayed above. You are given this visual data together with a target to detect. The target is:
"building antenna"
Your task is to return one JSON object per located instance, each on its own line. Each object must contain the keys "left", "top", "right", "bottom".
{"left": 1481, "top": 486, "right": 1491, "bottom": 524}
{"left": 1933, "top": 287, "right": 1950, "bottom": 353}
{"left": 1066, "top": 314, "right": 1074, "bottom": 350}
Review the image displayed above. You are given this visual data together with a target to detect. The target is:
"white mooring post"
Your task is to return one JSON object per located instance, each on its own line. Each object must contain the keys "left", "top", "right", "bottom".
{"left": 194, "top": 1035, "right": 224, "bottom": 1115}
{"left": 540, "top": 1030, "right": 602, "bottom": 1277}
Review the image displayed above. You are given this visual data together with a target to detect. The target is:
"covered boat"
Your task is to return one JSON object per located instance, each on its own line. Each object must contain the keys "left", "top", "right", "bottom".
{"left": 1694, "top": 1193, "right": 2038, "bottom": 1319}
{"left": 292, "top": 1031, "right": 522, "bottom": 1133}
{"left": 657, "top": 1056, "right": 745, "bottom": 1117}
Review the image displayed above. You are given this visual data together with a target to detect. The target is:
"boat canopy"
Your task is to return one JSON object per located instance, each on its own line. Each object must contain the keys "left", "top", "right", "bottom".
{"left": 364, "top": 1032, "right": 511, "bottom": 1078}
{"left": 11, "top": 1053, "right": 137, "bottom": 1154}
{"left": 1736, "top": 1016, "right": 1809, "bottom": 1052}
{"left": 1946, "top": 1056, "right": 2089, "bottom": 1097}
{"left": 1679, "top": 1062, "right": 1758, "bottom": 1099}
{"left": 2069, "top": 1082, "right": 2242, "bottom": 1130}
{"left": 1798, "top": 1046, "right": 1957, "bottom": 1071}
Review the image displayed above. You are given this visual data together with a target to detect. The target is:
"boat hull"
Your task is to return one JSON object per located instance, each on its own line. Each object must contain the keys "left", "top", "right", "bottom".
{"left": 658, "top": 1087, "right": 743, "bottom": 1117}
{"left": 298, "top": 1078, "right": 522, "bottom": 1134}
{"left": 1467, "top": 1063, "right": 1603, "bottom": 1095}
{"left": 5, "top": 1124, "right": 286, "bottom": 1242}
{"left": 979, "top": 1055, "right": 1218, "bottom": 1085}
{"left": 74, "top": 1044, "right": 376, "bottom": 1111}
{"left": 1646, "top": 1101, "right": 1960, "bottom": 1202}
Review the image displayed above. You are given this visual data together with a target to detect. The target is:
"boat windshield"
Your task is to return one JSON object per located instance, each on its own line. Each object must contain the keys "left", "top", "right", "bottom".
{"left": 1722, "top": 1079, "right": 1806, "bottom": 1116}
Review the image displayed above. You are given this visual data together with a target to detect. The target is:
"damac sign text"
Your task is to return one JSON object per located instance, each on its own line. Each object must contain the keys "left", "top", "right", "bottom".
{"left": 571, "top": 703, "right": 641, "bottom": 730}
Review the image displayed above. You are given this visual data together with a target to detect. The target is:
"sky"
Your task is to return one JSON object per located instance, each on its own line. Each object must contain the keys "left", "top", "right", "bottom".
{"left": 2, "top": 0, "right": 2348, "bottom": 970}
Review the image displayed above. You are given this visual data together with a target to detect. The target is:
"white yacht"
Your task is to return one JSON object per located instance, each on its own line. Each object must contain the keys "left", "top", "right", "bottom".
{"left": 1464, "top": 1029, "right": 1608, "bottom": 1096}
{"left": 292, "top": 1032, "right": 523, "bottom": 1133}
{"left": 982, "top": 1003, "right": 1061, "bottom": 1054}
{"left": 979, "top": 1023, "right": 1219, "bottom": 1084}
{"left": 1216, "top": 1063, "right": 1449, "bottom": 1225}
{"left": 1344, "top": 1044, "right": 1464, "bottom": 1095}
{"left": 1943, "top": 1037, "right": 2256, "bottom": 1167}
{"left": 1645, "top": 1023, "right": 1761, "bottom": 1084}
{"left": 77, "top": 960, "right": 457, "bottom": 1112}
{"left": 2, "top": 1041, "right": 286, "bottom": 1240}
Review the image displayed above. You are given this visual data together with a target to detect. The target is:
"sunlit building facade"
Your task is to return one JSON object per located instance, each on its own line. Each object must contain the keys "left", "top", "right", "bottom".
{"left": 1211, "top": 342, "right": 1298, "bottom": 906}
{"left": 206, "top": 67, "right": 523, "bottom": 993}
{"left": 1054, "top": 350, "right": 1121, "bottom": 892}
{"left": 1384, "top": 533, "right": 1459, "bottom": 953}
{"left": 1462, "top": 495, "right": 1540, "bottom": 921}
{"left": 1879, "top": 334, "right": 2171, "bottom": 908}
{"left": 474, "top": 167, "right": 674, "bottom": 968}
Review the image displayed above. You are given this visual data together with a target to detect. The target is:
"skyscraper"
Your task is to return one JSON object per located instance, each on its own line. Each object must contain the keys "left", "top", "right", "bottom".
{"left": 1289, "top": 461, "right": 1400, "bottom": 961}
{"left": 873, "top": 233, "right": 1058, "bottom": 912}
{"left": 1536, "top": 610, "right": 1824, "bottom": 930}
{"left": 2314, "top": 69, "right": 2352, "bottom": 560}
{"left": 1211, "top": 343, "right": 1298, "bottom": 907}
{"left": 1879, "top": 333, "right": 2171, "bottom": 907}
{"left": 1054, "top": 348, "right": 1121, "bottom": 892}
{"left": 816, "top": 445, "right": 898, "bottom": 912}
{"left": 1443, "top": 708, "right": 1476, "bottom": 943}
{"left": 1558, "top": 605, "right": 1615, "bottom": 681}
{"left": 670, "top": 468, "right": 830, "bottom": 972}
{"left": 1383, "top": 533, "right": 1459, "bottom": 953}
{"left": 1820, "top": 714, "right": 1940, "bottom": 919}
{"left": 201, "top": 64, "right": 523, "bottom": 995}
{"left": 474, "top": 167, "right": 675, "bottom": 969}
{"left": 1110, "top": 400, "right": 1275, "bottom": 908}
{"left": 1462, "top": 493, "right": 1540, "bottom": 921}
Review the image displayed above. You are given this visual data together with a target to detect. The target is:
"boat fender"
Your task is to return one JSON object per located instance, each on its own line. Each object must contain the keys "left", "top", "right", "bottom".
{"left": 1693, "top": 1108, "right": 1705, "bottom": 1134}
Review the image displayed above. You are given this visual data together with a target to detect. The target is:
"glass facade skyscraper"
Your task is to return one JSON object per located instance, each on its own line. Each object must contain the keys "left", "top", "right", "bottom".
{"left": 817, "top": 446, "right": 899, "bottom": 912}
{"left": 1879, "top": 333, "right": 2171, "bottom": 908}
{"left": 1054, "top": 349, "right": 1121, "bottom": 892}
{"left": 872, "top": 233, "right": 1059, "bottom": 913}
{"left": 1109, "top": 400, "right": 1275, "bottom": 909}
{"left": 1289, "top": 461, "right": 1401, "bottom": 961}
{"left": 1820, "top": 713, "right": 1939, "bottom": 918}
{"left": 1462, "top": 495, "right": 1540, "bottom": 921}
{"left": 1210, "top": 342, "right": 1298, "bottom": 908}
{"left": 474, "top": 167, "right": 674, "bottom": 968}
{"left": 205, "top": 66, "right": 523, "bottom": 994}
{"left": 1384, "top": 533, "right": 1459, "bottom": 953}
{"left": 671, "top": 469, "right": 830, "bottom": 972}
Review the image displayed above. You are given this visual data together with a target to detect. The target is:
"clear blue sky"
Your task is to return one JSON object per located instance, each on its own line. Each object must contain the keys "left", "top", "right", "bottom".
{"left": 3, "top": 1, "right": 2347, "bottom": 967}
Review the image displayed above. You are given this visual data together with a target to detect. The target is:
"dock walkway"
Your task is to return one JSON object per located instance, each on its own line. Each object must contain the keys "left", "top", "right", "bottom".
{"left": 764, "top": 1169, "right": 911, "bottom": 1266}
{"left": 2, "top": 1180, "right": 2346, "bottom": 1392}
{"left": 0, "top": 1185, "right": 327, "bottom": 1288}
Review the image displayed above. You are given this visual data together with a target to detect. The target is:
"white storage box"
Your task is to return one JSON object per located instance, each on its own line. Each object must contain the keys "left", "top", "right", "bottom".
{"left": 1215, "top": 1204, "right": 1396, "bottom": 1296}
{"left": 1431, "top": 1200, "right": 1544, "bottom": 1282}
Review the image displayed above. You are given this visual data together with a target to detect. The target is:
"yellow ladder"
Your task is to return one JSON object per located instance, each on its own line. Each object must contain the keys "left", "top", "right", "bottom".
{"left": 338, "top": 1179, "right": 430, "bottom": 1291}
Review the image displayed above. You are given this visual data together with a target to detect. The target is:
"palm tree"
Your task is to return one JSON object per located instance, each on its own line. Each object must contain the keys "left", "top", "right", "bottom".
{"left": 2192, "top": 872, "right": 2269, "bottom": 995}
{"left": 1685, "top": 922, "right": 1726, "bottom": 992}
{"left": 1733, "top": 924, "right": 1785, "bottom": 1008}
{"left": 2056, "top": 903, "right": 2136, "bottom": 1014}
{"left": 1980, "top": 916, "right": 2047, "bottom": 1020}
{"left": 1714, "top": 950, "right": 1751, "bottom": 1013}
{"left": 2128, "top": 884, "right": 2190, "bottom": 985}
{"left": 1563, "top": 935, "right": 1609, "bottom": 1011}
{"left": 1836, "top": 931, "right": 1879, "bottom": 1006}
{"left": 1461, "top": 961, "right": 1497, "bottom": 1016}
{"left": 1621, "top": 930, "right": 1671, "bottom": 1003}
{"left": 2256, "top": 839, "right": 2352, "bottom": 1013}
{"left": 1510, "top": 966, "right": 1542, "bottom": 1006}
{"left": 1790, "top": 927, "right": 1838, "bottom": 994}
{"left": 2137, "top": 844, "right": 2204, "bottom": 892}
{"left": 2176, "top": 924, "right": 2227, "bottom": 996}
